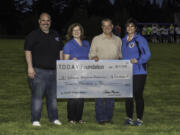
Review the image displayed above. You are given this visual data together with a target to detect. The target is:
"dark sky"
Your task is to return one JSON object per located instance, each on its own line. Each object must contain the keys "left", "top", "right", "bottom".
{"left": 0, "top": 0, "right": 179, "bottom": 36}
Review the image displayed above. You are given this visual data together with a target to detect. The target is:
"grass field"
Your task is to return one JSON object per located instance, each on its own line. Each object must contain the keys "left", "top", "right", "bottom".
{"left": 0, "top": 39, "right": 180, "bottom": 135}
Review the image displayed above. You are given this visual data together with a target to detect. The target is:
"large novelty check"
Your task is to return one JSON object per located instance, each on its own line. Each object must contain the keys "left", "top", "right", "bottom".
{"left": 56, "top": 60, "right": 133, "bottom": 98}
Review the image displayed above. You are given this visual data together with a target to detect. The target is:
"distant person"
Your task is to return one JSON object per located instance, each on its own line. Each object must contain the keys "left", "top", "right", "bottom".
{"left": 89, "top": 18, "right": 122, "bottom": 125}
{"left": 151, "top": 24, "right": 158, "bottom": 43}
{"left": 122, "top": 18, "right": 151, "bottom": 126}
{"left": 156, "top": 25, "right": 161, "bottom": 43}
{"left": 161, "top": 26, "right": 169, "bottom": 43}
{"left": 158, "top": 26, "right": 164, "bottom": 43}
{"left": 169, "top": 24, "right": 175, "bottom": 43}
{"left": 114, "top": 24, "right": 121, "bottom": 37}
{"left": 175, "top": 25, "right": 180, "bottom": 44}
{"left": 141, "top": 25, "right": 147, "bottom": 39}
{"left": 63, "top": 23, "right": 90, "bottom": 124}
{"left": 146, "top": 25, "right": 152, "bottom": 42}
{"left": 24, "top": 12, "right": 63, "bottom": 126}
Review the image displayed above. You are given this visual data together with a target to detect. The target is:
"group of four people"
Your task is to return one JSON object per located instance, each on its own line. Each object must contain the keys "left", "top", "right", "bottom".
{"left": 24, "top": 12, "right": 151, "bottom": 127}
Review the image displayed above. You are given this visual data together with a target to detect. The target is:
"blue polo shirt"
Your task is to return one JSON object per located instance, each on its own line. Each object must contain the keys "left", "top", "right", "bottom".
{"left": 63, "top": 39, "right": 90, "bottom": 60}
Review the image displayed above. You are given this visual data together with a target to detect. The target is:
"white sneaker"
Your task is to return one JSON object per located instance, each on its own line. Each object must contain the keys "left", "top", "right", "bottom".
{"left": 53, "top": 120, "right": 62, "bottom": 125}
{"left": 32, "top": 121, "right": 41, "bottom": 126}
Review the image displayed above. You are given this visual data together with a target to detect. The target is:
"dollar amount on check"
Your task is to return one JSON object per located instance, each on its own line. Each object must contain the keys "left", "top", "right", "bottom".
{"left": 56, "top": 60, "right": 133, "bottom": 98}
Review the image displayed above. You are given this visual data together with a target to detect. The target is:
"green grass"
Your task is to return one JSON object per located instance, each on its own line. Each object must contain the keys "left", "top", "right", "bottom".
{"left": 0, "top": 39, "right": 180, "bottom": 135}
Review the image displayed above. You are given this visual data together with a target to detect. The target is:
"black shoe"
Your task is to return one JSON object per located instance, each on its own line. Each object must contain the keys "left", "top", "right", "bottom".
{"left": 134, "top": 119, "right": 143, "bottom": 126}
{"left": 124, "top": 118, "right": 133, "bottom": 126}
{"left": 98, "top": 121, "right": 105, "bottom": 125}
{"left": 105, "top": 120, "right": 113, "bottom": 124}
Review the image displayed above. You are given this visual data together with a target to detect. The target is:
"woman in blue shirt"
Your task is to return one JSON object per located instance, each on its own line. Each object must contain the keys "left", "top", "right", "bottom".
{"left": 63, "top": 23, "right": 90, "bottom": 124}
{"left": 122, "top": 18, "right": 151, "bottom": 126}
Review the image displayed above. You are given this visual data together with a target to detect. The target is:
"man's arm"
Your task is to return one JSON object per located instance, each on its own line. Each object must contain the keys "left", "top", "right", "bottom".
{"left": 60, "top": 50, "right": 63, "bottom": 60}
{"left": 63, "top": 54, "right": 70, "bottom": 60}
{"left": 89, "top": 37, "right": 99, "bottom": 61}
{"left": 25, "top": 51, "right": 35, "bottom": 78}
{"left": 119, "top": 38, "right": 122, "bottom": 59}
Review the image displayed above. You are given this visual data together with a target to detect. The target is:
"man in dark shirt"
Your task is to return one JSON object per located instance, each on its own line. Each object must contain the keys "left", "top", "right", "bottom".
{"left": 24, "top": 12, "right": 63, "bottom": 126}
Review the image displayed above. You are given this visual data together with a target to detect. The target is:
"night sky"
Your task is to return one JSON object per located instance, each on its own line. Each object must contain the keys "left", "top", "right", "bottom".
{"left": 0, "top": 0, "right": 179, "bottom": 37}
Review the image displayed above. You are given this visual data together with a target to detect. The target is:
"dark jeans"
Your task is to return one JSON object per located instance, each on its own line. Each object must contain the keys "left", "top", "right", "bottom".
{"left": 95, "top": 98, "right": 114, "bottom": 123}
{"left": 29, "top": 68, "right": 58, "bottom": 122}
{"left": 125, "top": 75, "right": 147, "bottom": 120}
{"left": 67, "top": 99, "right": 84, "bottom": 122}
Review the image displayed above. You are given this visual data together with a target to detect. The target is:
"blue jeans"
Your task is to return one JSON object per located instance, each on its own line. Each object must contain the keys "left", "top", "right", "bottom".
{"left": 95, "top": 98, "right": 114, "bottom": 123}
{"left": 29, "top": 68, "right": 58, "bottom": 122}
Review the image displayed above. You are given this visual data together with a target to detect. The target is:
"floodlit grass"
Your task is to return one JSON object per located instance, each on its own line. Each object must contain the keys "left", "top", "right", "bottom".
{"left": 0, "top": 39, "right": 180, "bottom": 135}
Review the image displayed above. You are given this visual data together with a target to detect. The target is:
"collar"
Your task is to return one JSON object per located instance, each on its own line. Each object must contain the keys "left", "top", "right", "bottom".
{"left": 38, "top": 28, "right": 52, "bottom": 35}
{"left": 124, "top": 32, "right": 138, "bottom": 42}
{"left": 101, "top": 33, "right": 116, "bottom": 40}
{"left": 72, "top": 38, "right": 84, "bottom": 47}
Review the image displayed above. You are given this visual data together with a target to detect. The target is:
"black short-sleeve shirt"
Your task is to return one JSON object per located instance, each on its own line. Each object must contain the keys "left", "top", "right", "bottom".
{"left": 24, "top": 29, "right": 63, "bottom": 69}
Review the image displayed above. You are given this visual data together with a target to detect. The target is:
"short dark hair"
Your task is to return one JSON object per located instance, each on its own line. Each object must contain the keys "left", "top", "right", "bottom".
{"left": 101, "top": 18, "right": 112, "bottom": 26}
{"left": 125, "top": 18, "right": 137, "bottom": 29}
{"left": 66, "top": 23, "right": 85, "bottom": 41}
